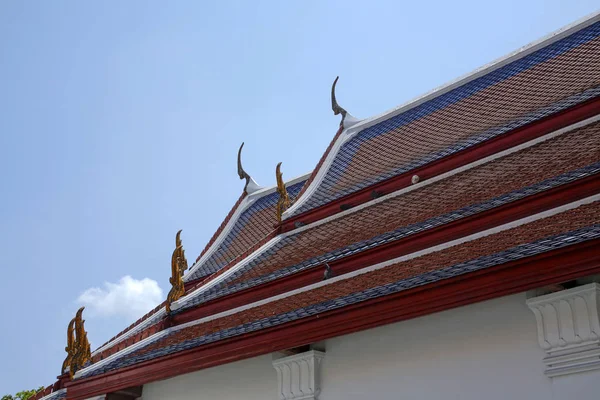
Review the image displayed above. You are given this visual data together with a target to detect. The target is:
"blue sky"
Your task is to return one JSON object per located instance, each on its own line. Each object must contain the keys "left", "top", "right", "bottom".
{"left": 0, "top": 0, "right": 598, "bottom": 394}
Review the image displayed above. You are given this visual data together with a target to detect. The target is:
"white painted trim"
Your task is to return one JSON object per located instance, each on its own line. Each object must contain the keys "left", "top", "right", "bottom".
{"left": 185, "top": 173, "right": 310, "bottom": 282}
{"left": 284, "top": 10, "right": 600, "bottom": 218}
{"left": 78, "top": 194, "right": 600, "bottom": 379}
{"left": 36, "top": 389, "right": 66, "bottom": 400}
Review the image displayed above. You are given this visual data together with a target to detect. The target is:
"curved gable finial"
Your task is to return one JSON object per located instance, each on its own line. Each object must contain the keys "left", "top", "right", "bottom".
{"left": 331, "top": 76, "right": 347, "bottom": 126}
{"left": 237, "top": 142, "right": 262, "bottom": 194}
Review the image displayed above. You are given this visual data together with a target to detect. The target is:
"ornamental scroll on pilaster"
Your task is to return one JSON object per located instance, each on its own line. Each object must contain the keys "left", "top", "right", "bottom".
{"left": 166, "top": 230, "right": 188, "bottom": 313}
{"left": 62, "top": 307, "right": 92, "bottom": 379}
{"left": 527, "top": 283, "right": 600, "bottom": 377}
{"left": 275, "top": 162, "right": 290, "bottom": 223}
{"left": 273, "top": 350, "right": 325, "bottom": 400}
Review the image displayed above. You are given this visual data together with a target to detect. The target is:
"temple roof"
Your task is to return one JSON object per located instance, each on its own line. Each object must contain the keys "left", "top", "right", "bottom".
{"left": 55, "top": 12, "right": 600, "bottom": 398}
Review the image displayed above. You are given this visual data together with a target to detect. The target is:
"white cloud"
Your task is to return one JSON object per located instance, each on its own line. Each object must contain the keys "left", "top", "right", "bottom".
{"left": 77, "top": 275, "right": 163, "bottom": 320}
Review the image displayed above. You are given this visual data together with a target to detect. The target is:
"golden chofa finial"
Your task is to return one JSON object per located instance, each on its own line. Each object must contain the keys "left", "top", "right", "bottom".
{"left": 275, "top": 162, "right": 291, "bottom": 223}
{"left": 166, "top": 230, "right": 188, "bottom": 313}
{"left": 63, "top": 307, "right": 92, "bottom": 379}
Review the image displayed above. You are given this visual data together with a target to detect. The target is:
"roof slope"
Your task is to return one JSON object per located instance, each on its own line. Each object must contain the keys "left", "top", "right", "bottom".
{"left": 177, "top": 119, "right": 600, "bottom": 310}
{"left": 186, "top": 176, "right": 308, "bottom": 282}
{"left": 286, "top": 17, "right": 600, "bottom": 218}
{"left": 80, "top": 198, "right": 600, "bottom": 377}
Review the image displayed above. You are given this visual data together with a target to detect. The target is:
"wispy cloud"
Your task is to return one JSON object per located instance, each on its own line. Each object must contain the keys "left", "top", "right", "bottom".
{"left": 77, "top": 276, "right": 163, "bottom": 320}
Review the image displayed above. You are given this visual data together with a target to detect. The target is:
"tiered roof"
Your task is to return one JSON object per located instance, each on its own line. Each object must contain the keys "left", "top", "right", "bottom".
{"left": 34, "top": 12, "right": 600, "bottom": 400}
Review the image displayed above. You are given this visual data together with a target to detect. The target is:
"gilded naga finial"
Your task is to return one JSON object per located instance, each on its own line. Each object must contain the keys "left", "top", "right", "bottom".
{"left": 166, "top": 230, "right": 188, "bottom": 313}
{"left": 63, "top": 307, "right": 92, "bottom": 378}
{"left": 331, "top": 76, "right": 348, "bottom": 126}
{"left": 62, "top": 317, "right": 76, "bottom": 374}
{"left": 275, "top": 162, "right": 290, "bottom": 223}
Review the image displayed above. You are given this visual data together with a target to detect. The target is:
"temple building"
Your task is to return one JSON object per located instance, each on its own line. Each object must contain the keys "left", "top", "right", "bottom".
{"left": 33, "top": 11, "right": 600, "bottom": 400}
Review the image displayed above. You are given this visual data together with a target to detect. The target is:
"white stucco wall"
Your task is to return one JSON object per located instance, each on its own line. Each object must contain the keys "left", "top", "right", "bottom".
{"left": 141, "top": 353, "right": 278, "bottom": 400}
{"left": 141, "top": 292, "right": 598, "bottom": 400}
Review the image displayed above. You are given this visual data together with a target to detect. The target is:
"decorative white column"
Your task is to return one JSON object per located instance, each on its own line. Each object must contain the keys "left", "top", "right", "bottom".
{"left": 272, "top": 350, "right": 325, "bottom": 400}
{"left": 527, "top": 283, "right": 600, "bottom": 377}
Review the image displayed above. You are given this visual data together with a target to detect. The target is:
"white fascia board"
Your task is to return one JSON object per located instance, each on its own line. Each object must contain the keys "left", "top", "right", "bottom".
{"left": 284, "top": 10, "right": 600, "bottom": 218}
{"left": 185, "top": 172, "right": 310, "bottom": 281}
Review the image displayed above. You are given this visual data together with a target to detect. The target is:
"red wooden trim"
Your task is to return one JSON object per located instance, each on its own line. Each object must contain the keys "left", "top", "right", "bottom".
{"left": 66, "top": 239, "right": 600, "bottom": 399}
{"left": 172, "top": 174, "right": 600, "bottom": 325}
{"left": 281, "top": 96, "right": 600, "bottom": 233}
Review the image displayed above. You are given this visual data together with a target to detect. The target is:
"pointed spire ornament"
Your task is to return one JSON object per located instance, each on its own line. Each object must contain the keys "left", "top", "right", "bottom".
{"left": 63, "top": 307, "right": 92, "bottom": 378}
{"left": 275, "top": 162, "right": 291, "bottom": 223}
{"left": 331, "top": 76, "right": 348, "bottom": 126}
{"left": 237, "top": 143, "right": 261, "bottom": 194}
{"left": 166, "top": 230, "right": 188, "bottom": 313}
